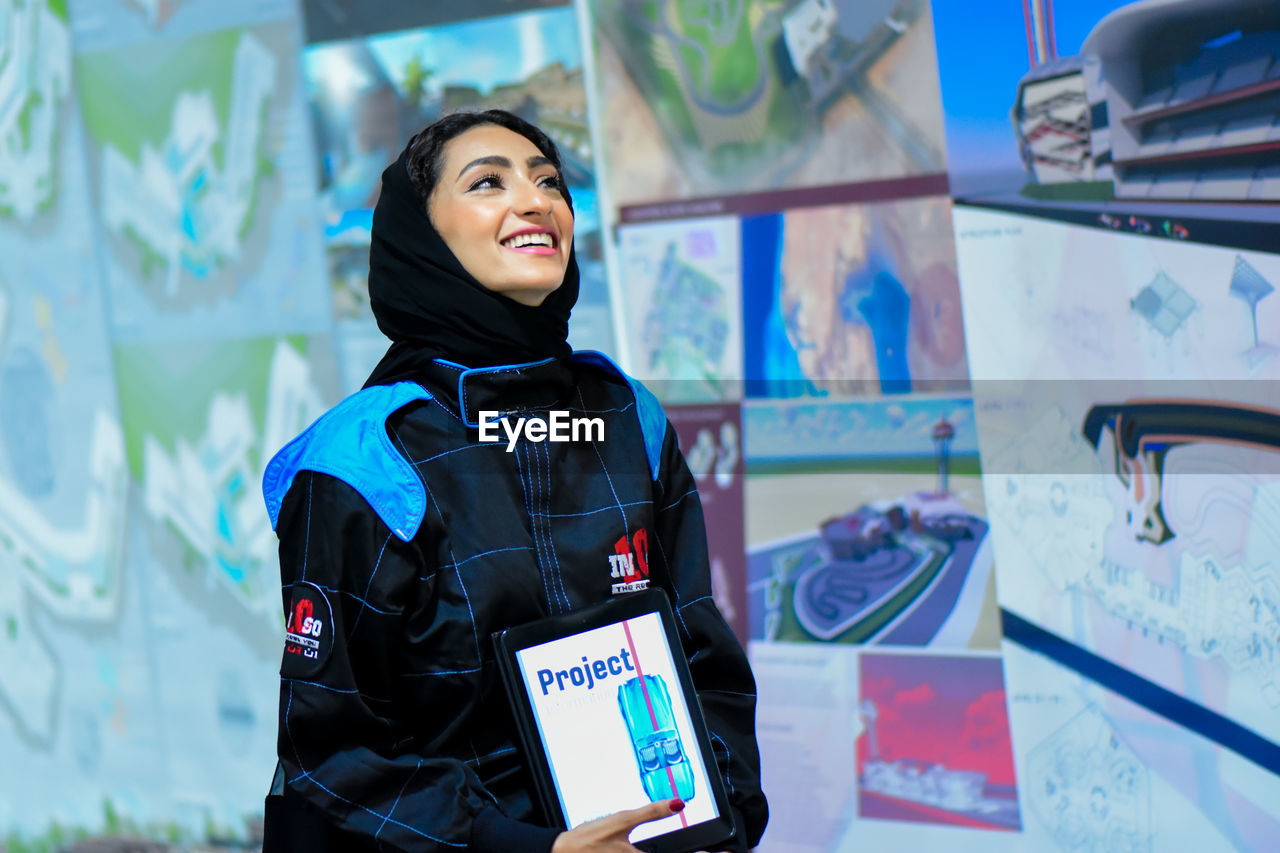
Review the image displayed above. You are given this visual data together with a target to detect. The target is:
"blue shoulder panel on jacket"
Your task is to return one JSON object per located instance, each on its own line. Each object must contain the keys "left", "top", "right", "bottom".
{"left": 571, "top": 350, "right": 667, "bottom": 480}
{"left": 261, "top": 382, "right": 433, "bottom": 543}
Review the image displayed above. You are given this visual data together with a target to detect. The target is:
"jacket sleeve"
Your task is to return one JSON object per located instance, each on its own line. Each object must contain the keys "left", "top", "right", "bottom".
{"left": 273, "top": 470, "right": 560, "bottom": 853}
{"left": 650, "top": 426, "right": 769, "bottom": 850}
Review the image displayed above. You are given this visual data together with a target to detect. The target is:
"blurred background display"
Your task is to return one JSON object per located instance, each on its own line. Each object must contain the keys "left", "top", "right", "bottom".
{"left": 1, "top": 0, "right": 1278, "bottom": 850}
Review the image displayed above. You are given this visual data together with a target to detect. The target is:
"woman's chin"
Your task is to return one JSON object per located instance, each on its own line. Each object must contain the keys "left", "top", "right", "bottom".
{"left": 484, "top": 280, "right": 562, "bottom": 307}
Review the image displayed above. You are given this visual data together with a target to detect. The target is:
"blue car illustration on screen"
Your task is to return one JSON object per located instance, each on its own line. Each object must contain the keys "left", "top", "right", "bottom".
{"left": 617, "top": 674, "right": 695, "bottom": 802}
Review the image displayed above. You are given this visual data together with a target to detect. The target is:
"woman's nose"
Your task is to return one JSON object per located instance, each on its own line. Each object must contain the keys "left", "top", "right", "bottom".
{"left": 514, "top": 178, "right": 553, "bottom": 215}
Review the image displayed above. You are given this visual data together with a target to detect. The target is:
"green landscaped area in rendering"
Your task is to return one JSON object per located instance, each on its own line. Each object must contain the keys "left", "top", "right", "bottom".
{"left": 1020, "top": 179, "right": 1115, "bottom": 202}
{"left": 772, "top": 542, "right": 950, "bottom": 643}
{"left": 609, "top": 0, "right": 808, "bottom": 177}
{"left": 673, "top": 0, "right": 760, "bottom": 103}
{"left": 113, "top": 336, "right": 309, "bottom": 481}
{"left": 75, "top": 29, "right": 240, "bottom": 171}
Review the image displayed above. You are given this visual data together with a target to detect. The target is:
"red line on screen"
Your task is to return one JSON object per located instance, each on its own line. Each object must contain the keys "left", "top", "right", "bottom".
{"left": 622, "top": 618, "right": 689, "bottom": 829}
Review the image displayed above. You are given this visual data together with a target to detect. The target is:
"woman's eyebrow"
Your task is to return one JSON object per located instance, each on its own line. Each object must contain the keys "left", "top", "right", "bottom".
{"left": 457, "top": 155, "right": 511, "bottom": 178}
{"left": 456, "top": 154, "right": 555, "bottom": 179}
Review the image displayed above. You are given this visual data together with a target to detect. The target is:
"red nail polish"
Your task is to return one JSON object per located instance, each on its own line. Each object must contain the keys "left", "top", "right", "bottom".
{"left": 669, "top": 799, "right": 685, "bottom": 812}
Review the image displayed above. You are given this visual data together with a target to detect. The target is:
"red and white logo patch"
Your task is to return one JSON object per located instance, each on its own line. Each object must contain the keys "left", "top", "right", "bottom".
{"left": 609, "top": 528, "right": 650, "bottom": 594}
{"left": 281, "top": 581, "right": 334, "bottom": 678}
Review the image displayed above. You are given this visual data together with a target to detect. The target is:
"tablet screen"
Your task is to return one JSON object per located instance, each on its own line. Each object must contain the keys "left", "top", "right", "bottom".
{"left": 514, "top": 610, "right": 721, "bottom": 842}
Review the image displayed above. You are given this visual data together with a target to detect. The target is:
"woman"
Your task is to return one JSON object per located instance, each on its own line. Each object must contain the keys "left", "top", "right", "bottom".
{"left": 261, "top": 109, "right": 768, "bottom": 852}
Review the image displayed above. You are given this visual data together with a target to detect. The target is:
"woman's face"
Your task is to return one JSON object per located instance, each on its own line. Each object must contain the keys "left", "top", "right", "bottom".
{"left": 428, "top": 124, "right": 574, "bottom": 306}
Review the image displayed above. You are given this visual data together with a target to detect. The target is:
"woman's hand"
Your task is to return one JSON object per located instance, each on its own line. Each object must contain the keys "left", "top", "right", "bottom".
{"left": 551, "top": 799, "right": 685, "bottom": 852}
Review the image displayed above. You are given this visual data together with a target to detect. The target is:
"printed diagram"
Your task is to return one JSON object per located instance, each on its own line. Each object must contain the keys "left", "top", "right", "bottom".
{"left": 986, "top": 399, "right": 1280, "bottom": 744}
{"left": 0, "top": 281, "right": 129, "bottom": 748}
{"left": 745, "top": 197, "right": 968, "bottom": 398}
{"left": 0, "top": 407, "right": 126, "bottom": 746}
{"left": 1082, "top": 401, "right": 1280, "bottom": 702}
{"left": 0, "top": 0, "right": 71, "bottom": 221}
{"left": 1025, "top": 706, "right": 1151, "bottom": 853}
{"left": 618, "top": 217, "right": 741, "bottom": 398}
{"left": 1130, "top": 271, "right": 1197, "bottom": 339}
{"left": 746, "top": 396, "right": 991, "bottom": 647}
{"left": 751, "top": 490, "right": 991, "bottom": 646}
{"left": 618, "top": 674, "right": 695, "bottom": 802}
{"left": 1228, "top": 254, "right": 1277, "bottom": 367}
{"left": 643, "top": 242, "right": 731, "bottom": 385}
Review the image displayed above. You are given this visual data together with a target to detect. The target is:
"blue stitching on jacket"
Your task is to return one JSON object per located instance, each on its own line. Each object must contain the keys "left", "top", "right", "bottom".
{"left": 539, "top": 440, "right": 572, "bottom": 610}
{"left": 571, "top": 350, "right": 667, "bottom": 480}
{"left": 513, "top": 442, "right": 556, "bottom": 610}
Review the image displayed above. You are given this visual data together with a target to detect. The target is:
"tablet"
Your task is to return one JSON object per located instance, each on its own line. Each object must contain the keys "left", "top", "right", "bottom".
{"left": 492, "top": 588, "right": 736, "bottom": 853}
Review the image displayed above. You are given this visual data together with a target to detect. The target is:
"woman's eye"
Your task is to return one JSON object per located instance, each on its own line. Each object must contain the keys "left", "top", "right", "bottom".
{"left": 468, "top": 173, "right": 503, "bottom": 191}
{"left": 539, "top": 174, "right": 563, "bottom": 191}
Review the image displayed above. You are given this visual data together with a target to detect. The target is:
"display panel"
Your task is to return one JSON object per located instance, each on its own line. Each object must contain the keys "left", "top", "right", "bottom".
{"left": 591, "top": 0, "right": 946, "bottom": 208}
{"left": 741, "top": 197, "right": 968, "bottom": 398}
{"left": 745, "top": 395, "right": 996, "bottom": 649}
{"left": 2, "top": 0, "right": 344, "bottom": 841}
{"left": 932, "top": 0, "right": 1280, "bottom": 240}
{"left": 954, "top": 201, "right": 1280, "bottom": 841}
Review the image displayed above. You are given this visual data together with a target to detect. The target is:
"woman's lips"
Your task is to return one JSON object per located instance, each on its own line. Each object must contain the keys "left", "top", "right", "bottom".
{"left": 501, "top": 243, "right": 558, "bottom": 256}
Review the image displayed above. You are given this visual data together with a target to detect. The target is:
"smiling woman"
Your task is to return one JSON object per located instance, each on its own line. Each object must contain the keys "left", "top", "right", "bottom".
{"left": 260, "top": 110, "right": 768, "bottom": 853}
{"left": 426, "top": 123, "right": 575, "bottom": 306}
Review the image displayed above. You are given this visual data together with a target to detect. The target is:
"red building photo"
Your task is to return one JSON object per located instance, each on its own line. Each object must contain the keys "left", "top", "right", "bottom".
{"left": 857, "top": 652, "right": 1021, "bottom": 831}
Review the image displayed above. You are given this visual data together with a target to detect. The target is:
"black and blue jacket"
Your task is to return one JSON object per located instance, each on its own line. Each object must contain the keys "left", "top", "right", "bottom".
{"left": 260, "top": 352, "right": 767, "bottom": 852}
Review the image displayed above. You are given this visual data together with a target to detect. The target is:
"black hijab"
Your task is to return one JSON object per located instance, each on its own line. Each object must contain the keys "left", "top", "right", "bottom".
{"left": 362, "top": 143, "right": 579, "bottom": 388}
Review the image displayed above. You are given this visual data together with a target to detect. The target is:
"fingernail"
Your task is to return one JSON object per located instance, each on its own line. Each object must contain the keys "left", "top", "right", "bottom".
{"left": 669, "top": 799, "right": 685, "bottom": 812}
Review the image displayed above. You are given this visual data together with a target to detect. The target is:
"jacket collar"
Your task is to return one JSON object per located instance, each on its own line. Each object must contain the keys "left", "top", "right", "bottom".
{"left": 421, "top": 357, "right": 575, "bottom": 428}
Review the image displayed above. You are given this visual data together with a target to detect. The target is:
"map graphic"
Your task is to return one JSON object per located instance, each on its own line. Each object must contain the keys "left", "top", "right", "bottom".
{"left": 743, "top": 196, "right": 969, "bottom": 397}
{"left": 592, "top": 0, "right": 946, "bottom": 205}
{"left": 745, "top": 395, "right": 999, "bottom": 649}
{"left": 75, "top": 19, "right": 329, "bottom": 340}
{"left": 0, "top": 0, "right": 71, "bottom": 222}
{"left": 618, "top": 216, "right": 741, "bottom": 400}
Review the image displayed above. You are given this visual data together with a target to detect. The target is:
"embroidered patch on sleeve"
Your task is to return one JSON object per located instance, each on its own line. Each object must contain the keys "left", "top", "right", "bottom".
{"left": 281, "top": 581, "right": 335, "bottom": 679}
